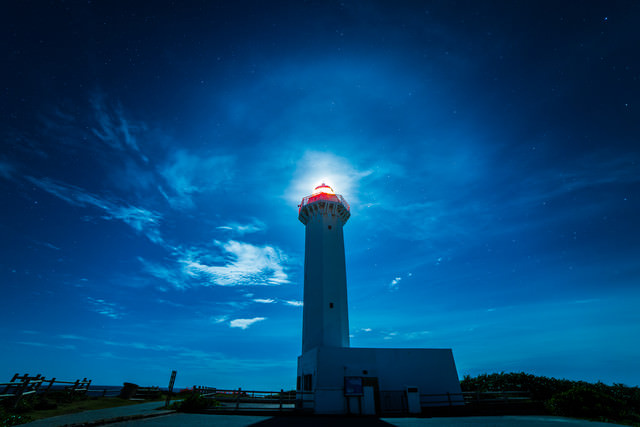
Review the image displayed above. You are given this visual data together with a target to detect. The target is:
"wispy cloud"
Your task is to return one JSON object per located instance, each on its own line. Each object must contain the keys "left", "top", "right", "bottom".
{"left": 0, "top": 158, "right": 15, "bottom": 180}
{"left": 284, "top": 300, "right": 303, "bottom": 307}
{"left": 389, "top": 276, "right": 402, "bottom": 291}
{"left": 25, "top": 176, "right": 163, "bottom": 244}
{"left": 87, "top": 297, "right": 124, "bottom": 319}
{"left": 229, "top": 317, "right": 266, "bottom": 330}
{"left": 139, "top": 257, "right": 186, "bottom": 290}
{"left": 383, "top": 331, "right": 398, "bottom": 340}
{"left": 217, "top": 219, "right": 266, "bottom": 235}
{"left": 17, "top": 341, "right": 77, "bottom": 350}
{"left": 37, "top": 241, "right": 61, "bottom": 251}
{"left": 253, "top": 298, "right": 275, "bottom": 304}
{"left": 90, "top": 94, "right": 146, "bottom": 156}
{"left": 58, "top": 334, "right": 87, "bottom": 340}
{"left": 183, "top": 240, "right": 289, "bottom": 286}
{"left": 212, "top": 315, "right": 228, "bottom": 324}
{"left": 160, "top": 150, "right": 234, "bottom": 209}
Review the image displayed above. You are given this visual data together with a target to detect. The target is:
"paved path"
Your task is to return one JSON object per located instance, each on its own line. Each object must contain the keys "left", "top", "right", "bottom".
{"left": 20, "top": 404, "right": 627, "bottom": 427}
{"left": 22, "top": 401, "right": 173, "bottom": 427}
{"left": 110, "top": 414, "right": 626, "bottom": 427}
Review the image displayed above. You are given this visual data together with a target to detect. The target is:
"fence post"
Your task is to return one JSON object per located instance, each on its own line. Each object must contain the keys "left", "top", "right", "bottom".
{"left": 279, "top": 389, "right": 283, "bottom": 411}
{"left": 13, "top": 376, "right": 30, "bottom": 409}
{"left": 236, "top": 387, "right": 241, "bottom": 409}
{"left": 33, "top": 374, "right": 43, "bottom": 392}
{"left": 44, "top": 377, "right": 56, "bottom": 395}
{"left": 1, "top": 373, "right": 19, "bottom": 395}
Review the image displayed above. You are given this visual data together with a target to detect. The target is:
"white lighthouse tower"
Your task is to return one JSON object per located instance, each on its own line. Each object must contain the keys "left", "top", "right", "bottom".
{"left": 296, "top": 183, "right": 463, "bottom": 415}
{"left": 298, "top": 183, "right": 351, "bottom": 353}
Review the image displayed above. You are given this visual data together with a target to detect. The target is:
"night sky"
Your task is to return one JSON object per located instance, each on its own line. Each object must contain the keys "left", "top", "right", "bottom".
{"left": 2, "top": 1, "right": 639, "bottom": 390}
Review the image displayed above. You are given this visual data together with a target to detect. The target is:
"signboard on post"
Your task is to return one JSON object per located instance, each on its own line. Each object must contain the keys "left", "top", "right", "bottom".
{"left": 164, "top": 370, "right": 177, "bottom": 408}
{"left": 344, "top": 376, "right": 363, "bottom": 396}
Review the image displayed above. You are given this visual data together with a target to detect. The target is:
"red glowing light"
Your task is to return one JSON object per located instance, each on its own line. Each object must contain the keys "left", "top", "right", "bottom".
{"left": 312, "top": 183, "right": 335, "bottom": 195}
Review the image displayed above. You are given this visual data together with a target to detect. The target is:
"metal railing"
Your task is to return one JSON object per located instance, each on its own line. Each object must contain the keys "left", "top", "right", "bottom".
{"left": 189, "top": 387, "right": 531, "bottom": 414}
{"left": 193, "top": 387, "right": 297, "bottom": 412}
{"left": 299, "top": 193, "right": 350, "bottom": 213}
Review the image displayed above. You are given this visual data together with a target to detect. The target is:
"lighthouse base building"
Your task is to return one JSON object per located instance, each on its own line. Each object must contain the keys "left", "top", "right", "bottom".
{"left": 297, "top": 347, "right": 462, "bottom": 415}
{"left": 295, "top": 184, "right": 462, "bottom": 415}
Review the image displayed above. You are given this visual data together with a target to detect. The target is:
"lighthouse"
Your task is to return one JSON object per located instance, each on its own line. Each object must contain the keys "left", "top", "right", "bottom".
{"left": 298, "top": 183, "right": 350, "bottom": 352}
{"left": 296, "top": 183, "right": 463, "bottom": 415}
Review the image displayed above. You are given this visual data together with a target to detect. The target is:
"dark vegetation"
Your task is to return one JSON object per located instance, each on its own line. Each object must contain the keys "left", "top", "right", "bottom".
{"left": 0, "top": 390, "right": 160, "bottom": 426}
{"left": 461, "top": 372, "right": 640, "bottom": 426}
{"left": 171, "top": 389, "right": 220, "bottom": 412}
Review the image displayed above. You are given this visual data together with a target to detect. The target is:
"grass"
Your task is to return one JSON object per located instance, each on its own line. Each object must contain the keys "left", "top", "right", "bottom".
{"left": 8, "top": 395, "right": 166, "bottom": 422}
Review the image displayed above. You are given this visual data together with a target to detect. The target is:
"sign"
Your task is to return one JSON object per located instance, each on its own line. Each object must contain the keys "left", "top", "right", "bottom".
{"left": 164, "top": 370, "right": 177, "bottom": 408}
{"left": 344, "top": 376, "right": 363, "bottom": 396}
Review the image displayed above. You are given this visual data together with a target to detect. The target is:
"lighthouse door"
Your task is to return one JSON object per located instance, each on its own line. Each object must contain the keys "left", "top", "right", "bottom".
{"left": 361, "top": 377, "right": 379, "bottom": 415}
{"left": 362, "top": 386, "right": 376, "bottom": 415}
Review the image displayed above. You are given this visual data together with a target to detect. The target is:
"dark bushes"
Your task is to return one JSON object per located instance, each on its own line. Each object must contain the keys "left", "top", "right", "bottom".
{"left": 461, "top": 372, "right": 640, "bottom": 425}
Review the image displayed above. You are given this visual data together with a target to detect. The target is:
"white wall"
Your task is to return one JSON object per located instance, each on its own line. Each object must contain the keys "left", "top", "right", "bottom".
{"left": 298, "top": 346, "right": 463, "bottom": 414}
{"left": 301, "top": 201, "right": 350, "bottom": 352}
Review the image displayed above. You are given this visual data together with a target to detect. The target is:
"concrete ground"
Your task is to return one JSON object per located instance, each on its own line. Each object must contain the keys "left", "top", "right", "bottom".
{"left": 20, "top": 402, "right": 627, "bottom": 427}
{"left": 111, "top": 414, "right": 625, "bottom": 427}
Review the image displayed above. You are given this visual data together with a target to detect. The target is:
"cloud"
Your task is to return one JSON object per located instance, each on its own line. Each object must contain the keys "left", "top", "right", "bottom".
{"left": 284, "top": 300, "right": 303, "bottom": 307}
{"left": 0, "top": 158, "right": 15, "bottom": 180}
{"left": 217, "top": 219, "right": 266, "bottom": 235}
{"left": 103, "top": 205, "right": 163, "bottom": 243}
{"left": 383, "top": 332, "right": 398, "bottom": 340}
{"left": 139, "top": 257, "right": 187, "bottom": 289}
{"left": 212, "top": 316, "right": 228, "bottom": 324}
{"left": 25, "top": 176, "right": 163, "bottom": 244}
{"left": 389, "top": 277, "right": 402, "bottom": 291}
{"left": 183, "top": 240, "right": 289, "bottom": 286}
{"left": 229, "top": 317, "right": 266, "bottom": 330}
{"left": 403, "top": 330, "right": 431, "bottom": 340}
{"left": 253, "top": 298, "right": 275, "bottom": 304}
{"left": 160, "top": 150, "right": 234, "bottom": 209}
{"left": 39, "top": 241, "right": 61, "bottom": 251}
{"left": 87, "top": 297, "right": 124, "bottom": 319}
{"left": 58, "top": 334, "right": 86, "bottom": 340}
{"left": 17, "top": 341, "right": 76, "bottom": 350}
{"left": 90, "top": 94, "right": 146, "bottom": 156}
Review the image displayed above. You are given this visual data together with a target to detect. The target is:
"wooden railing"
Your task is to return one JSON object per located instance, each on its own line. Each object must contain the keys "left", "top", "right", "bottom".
{"left": 0, "top": 373, "right": 92, "bottom": 407}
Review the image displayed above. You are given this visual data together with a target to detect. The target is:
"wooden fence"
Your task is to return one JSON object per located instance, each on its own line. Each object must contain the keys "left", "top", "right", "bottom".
{"left": 0, "top": 373, "right": 92, "bottom": 407}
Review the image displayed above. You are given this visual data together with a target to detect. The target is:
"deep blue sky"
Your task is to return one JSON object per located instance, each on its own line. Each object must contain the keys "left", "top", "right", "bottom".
{"left": 2, "top": 1, "right": 639, "bottom": 389}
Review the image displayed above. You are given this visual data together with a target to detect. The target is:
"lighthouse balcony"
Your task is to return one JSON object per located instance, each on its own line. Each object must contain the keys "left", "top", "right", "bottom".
{"left": 299, "top": 193, "right": 350, "bottom": 214}
{"left": 298, "top": 194, "right": 350, "bottom": 225}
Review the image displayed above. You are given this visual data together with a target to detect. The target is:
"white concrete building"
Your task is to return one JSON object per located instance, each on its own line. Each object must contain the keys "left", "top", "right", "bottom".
{"left": 296, "top": 184, "right": 463, "bottom": 415}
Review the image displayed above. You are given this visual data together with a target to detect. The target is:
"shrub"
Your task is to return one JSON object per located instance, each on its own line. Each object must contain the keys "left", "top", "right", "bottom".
{"left": 0, "top": 407, "right": 32, "bottom": 427}
{"left": 547, "top": 385, "right": 627, "bottom": 421}
{"left": 173, "top": 394, "right": 216, "bottom": 412}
